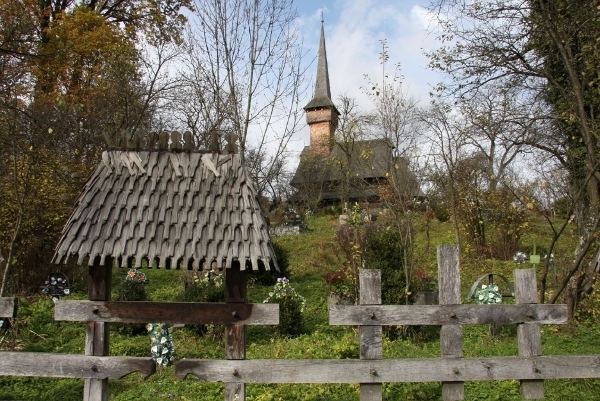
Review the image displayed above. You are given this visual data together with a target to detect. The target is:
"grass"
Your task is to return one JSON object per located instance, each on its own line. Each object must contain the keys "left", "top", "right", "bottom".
{"left": 1, "top": 214, "right": 600, "bottom": 400}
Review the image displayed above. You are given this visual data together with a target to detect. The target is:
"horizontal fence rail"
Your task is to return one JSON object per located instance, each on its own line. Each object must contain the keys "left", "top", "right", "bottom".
{"left": 329, "top": 304, "right": 568, "bottom": 326}
{"left": 55, "top": 301, "right": 279, "bottom": 325}
{"left": 0, "top": 297, "right": 17, "bottom": 318}
{"left": 0, "top": 353, "right": 155, "bottom": 379}
{"left": 176, "top": 356, "right": 600, "bottom": 383}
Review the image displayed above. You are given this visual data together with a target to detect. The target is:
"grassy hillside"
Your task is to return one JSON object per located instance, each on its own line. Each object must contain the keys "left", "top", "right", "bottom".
{"left": 1, "top": 215, "right": 599, "bottom": 401}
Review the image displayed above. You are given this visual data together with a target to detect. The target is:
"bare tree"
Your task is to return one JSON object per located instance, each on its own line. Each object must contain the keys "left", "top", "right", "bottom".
{"left": 429, "top": 0, "right": 600, "bottom": 310}
{"left": 457, "top": 84, "right": 537, "bottom": 191}
{"left": 173, "top": 0, "right": 306, "bottom": 197}
{"left": 421, "top": 101, "right": 469, "bottom": 250}
{"left": 363, "top": 41, "right": 420, "bottom": 158}
{"left": 333, "top": 95, "right": 372, "bottom": 205}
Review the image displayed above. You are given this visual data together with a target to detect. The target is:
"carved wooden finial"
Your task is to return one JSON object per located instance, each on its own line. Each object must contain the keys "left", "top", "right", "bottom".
{"left": 183, "top": 131, "right": 194, "bottom": 151}
{"left": 225, "top": 133, "right": 238, "bottom": 154}
{"left": 158, "top": 132, "right": 169, "bottom": 150}
{"left": 172, "top": 131, "right": 183, "bottom": 150}
{"left": 208, "top": 129, "right": 221, "bottom": 153}
{"left": 146, "top": 132, "right": 159, "bottom": 150}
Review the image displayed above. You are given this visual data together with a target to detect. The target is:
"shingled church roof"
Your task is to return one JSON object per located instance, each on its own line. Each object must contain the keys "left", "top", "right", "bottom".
{"left": 53, "top": 140, "right": 277, "bottom": 271}
{"left": 291, "top": 138, "right": 394, "bottom": 186}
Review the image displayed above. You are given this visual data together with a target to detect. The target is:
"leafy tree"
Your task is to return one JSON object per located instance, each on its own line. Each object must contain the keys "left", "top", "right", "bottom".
{"left": 428, "top": 0, "right": 600, "bottom": 311}
{"left": 0, "top": 0, "right": 190, "bottom": 295}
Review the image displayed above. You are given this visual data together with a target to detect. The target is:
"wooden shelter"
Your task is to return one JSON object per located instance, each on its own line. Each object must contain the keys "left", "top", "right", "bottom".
{"left": 50, "top": 132, "right": 278, "bottom": 401}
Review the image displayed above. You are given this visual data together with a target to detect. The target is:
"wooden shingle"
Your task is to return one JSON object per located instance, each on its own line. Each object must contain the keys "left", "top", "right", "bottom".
{"left": 53, "top": 151, "right": 277, "bottom": 271}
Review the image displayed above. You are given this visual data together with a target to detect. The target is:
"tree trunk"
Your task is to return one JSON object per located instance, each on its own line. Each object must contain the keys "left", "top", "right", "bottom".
{"left": 0, "top": 211, "right": 23, "bottom": 297}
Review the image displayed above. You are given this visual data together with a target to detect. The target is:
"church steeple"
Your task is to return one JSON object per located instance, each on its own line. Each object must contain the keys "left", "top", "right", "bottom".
{"left": 305, "top": 18, "right": 338, "bottom": 156}
{"left": 305, "top": 20, "right": 337, "bottom": 111}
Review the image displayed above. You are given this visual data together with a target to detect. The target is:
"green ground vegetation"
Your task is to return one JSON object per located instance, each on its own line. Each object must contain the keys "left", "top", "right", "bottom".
{"left": 1, "top": 215, "right": 599, "bottom": 400}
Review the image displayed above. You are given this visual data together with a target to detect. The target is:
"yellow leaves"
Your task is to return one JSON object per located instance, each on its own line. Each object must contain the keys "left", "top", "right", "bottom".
{"left": 39, "top": 8, "right": 138, "bottom": 96}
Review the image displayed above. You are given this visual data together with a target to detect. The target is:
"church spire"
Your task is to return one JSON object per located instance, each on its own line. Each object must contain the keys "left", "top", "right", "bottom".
{"left": 304, "top": 20, "right": 337, "bottom": 111}
{"left": 304, "top": 17, "right": 338, "bottom": 156}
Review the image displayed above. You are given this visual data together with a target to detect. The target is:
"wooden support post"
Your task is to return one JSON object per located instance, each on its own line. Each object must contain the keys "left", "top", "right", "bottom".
{"left": 359, "top": 269, "right": 382, "bottom": 401}
{"left": 515, "top": 269, "right": 544, "bottom": 399}
{"left": 84, "top": 258, "right": 112, "bottom": 401}
{"left": 437, "top": 245, "right": 464, "bottom": 401}
{"left": 225, "top": 263, "right": 248, "bottom": 401}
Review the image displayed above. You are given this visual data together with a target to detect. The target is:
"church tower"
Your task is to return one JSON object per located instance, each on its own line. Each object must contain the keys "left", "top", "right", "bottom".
{"left": 304, "top": 21, "right": 339, "bottom": 156}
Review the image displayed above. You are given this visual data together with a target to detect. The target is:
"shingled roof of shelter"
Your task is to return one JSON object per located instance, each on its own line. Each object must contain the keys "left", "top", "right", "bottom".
{"left": 53, "top": 145, "right": 277, "bottom": 271}
{"left": 290, "top": 138, "right": 394, "bottom": 186}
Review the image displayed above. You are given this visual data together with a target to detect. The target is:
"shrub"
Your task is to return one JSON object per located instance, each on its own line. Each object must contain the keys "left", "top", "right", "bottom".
{"left": 263, "top": 277, "right": 305, "bottom": 336}
{"left": 181, "top": 271, "right": 224, "bottom": 303}
{"left": 324, "top": 270, "right": 354, "bottom": 303}
{"left": 116, "top": 269, "right": 148, "bottom": 335}
{"left": 364, "top": 225, "right": 409, "bottom": 305}
{"left": 180, "top": 271, "right": 224, "bottom": 335}
{"left": 117, "top": 269, "right": 147, "bottom": 301}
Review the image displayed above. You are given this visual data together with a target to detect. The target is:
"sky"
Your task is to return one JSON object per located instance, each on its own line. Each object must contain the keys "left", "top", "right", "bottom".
{"left": 172, "top": 0, "right": 448, "bottom": 170}
{"left": 289, "top": 0, "right": 445, "bottom": 160}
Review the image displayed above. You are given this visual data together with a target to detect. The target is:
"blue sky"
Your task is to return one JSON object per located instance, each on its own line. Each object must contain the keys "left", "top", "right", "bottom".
{"left": 290, "top": 0, "right": 445, "bottom": 152}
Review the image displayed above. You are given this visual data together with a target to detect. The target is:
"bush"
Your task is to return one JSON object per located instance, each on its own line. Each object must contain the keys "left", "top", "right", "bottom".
{"left": 117, "top": 269, "right": 147, "bottom": 301}
{"left": 364, "top": 225, "right": 409, "bottom": 305}
{"left": 180, "top": 271, "right": 224, "bottom": 335}
{"left": 324, "top": 270, "right": 354, "bottom": 302}
{"left": 180, "top": 271, "right": 224, "bottom": 303}
{"left": 115, "top": 269, "right": 148, "bottom": 335}
{"left": 263, "top": 277, "right": 305, "bottom": 336}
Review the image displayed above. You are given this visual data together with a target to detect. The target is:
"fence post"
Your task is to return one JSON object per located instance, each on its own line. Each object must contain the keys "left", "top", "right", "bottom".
{"left": 225, "top": 262, "right": 248, "bottom": 401}
{"left": 359, "top": 269, "right": 382, "bottom": 401}
{"left": 515, "top": 268, "right": 544, "bottom": 399}
{"left": 437, "top": 245, "right": 464, "bottom": 401}
{"left": 84, "top": 257, "right": 112, "bottom": 401}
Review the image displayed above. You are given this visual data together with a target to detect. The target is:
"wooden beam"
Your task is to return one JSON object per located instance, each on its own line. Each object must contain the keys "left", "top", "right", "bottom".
{"left": 359, "top": 269, "right": 382, "bottom": 401}
{"left": 0, "top": 352, "right": 155, "bottom": 379}
{"left": 0, "top": 297, "right": 17, "bottom": 318}
{"left": 55, "top": 301, "right": 279, "bottom": 325}
{"left": 329, "top": 304, "right": 567, "bottom": 326}
{"left": 438, "top": 244, "right": 464, "bottom": 401}
{"left": 515, "top": 269, "right": 545, "bottom": 399}
{"left": 176, "top": 356, "right": 600, "bottom": 383}
{"left": 85, "top": 259, "right": 112, "bottom": 401}
{"left": 225, "top": 262, "right": 247, "bottom": 401}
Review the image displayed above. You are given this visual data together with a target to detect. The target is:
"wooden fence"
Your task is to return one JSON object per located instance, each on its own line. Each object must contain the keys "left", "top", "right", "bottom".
{"left": 176, "top": 245, "right": 597, "bottom": 401}
{"left": 0, "top": 263, "right": 279, "bottom": 401}
{"left": 1, "top": 245, "right": 600, "bottom": 401}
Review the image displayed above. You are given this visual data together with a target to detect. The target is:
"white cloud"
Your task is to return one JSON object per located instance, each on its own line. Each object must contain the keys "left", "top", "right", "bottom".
{"left": 288, "top": 1, "right": 445, "bottom": 167}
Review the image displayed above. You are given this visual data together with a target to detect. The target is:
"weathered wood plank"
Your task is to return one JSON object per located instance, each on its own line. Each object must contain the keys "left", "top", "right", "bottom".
{"left": 329, "top": 304, "right": 567, "bottom": 326}
{"left": 85, "top": 260, "right": 112, "bottom": 401}
{"left": 0, "top": 297, "right": 17, "bottom": 318}
{"left": 359, "top": 269, "right": 382, "bottom": 401}
{"left": 176, "top": 356, "right": 600, "bottom": 383}
{"left": 55, "top": 301, "right": 279, "bottom": 325}
{"left": 0, "top": 352, "right": 155, "bottom": 379}
{"left": 438, "top": 244, "right": 464, "bottom": 401}
{"left": 515, "top": 268, "right": 544, "bottom": 399}
{"left": 225, "top": 263, "right": 247, "bottom": 401}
